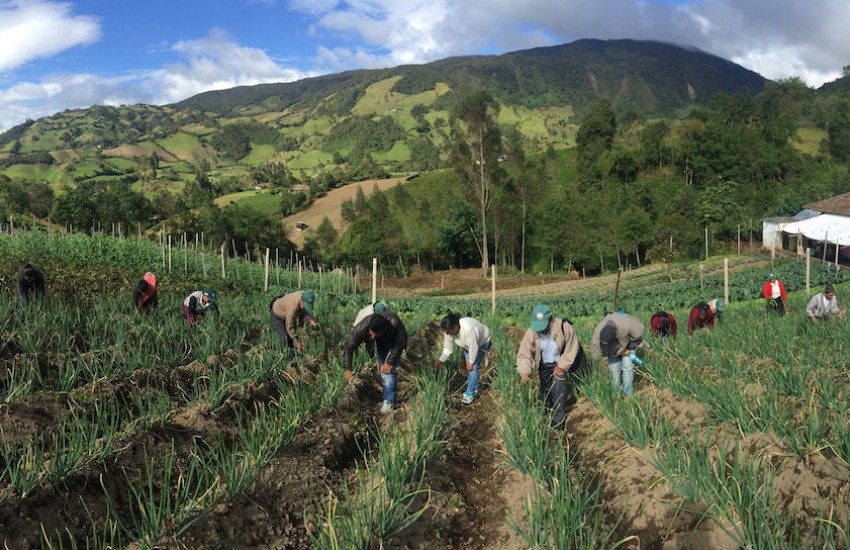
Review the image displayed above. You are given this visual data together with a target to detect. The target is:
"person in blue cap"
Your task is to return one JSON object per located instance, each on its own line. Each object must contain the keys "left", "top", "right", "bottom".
{"left": 515, "top": 304, "right": 587, "bottom": 429}
{"left": 353, "top": 301, "right": 388, "bottom": 327}
{"left": 270, "top": 290, "right": 318, "bottom": 357}
{"left": 182, "top": 288, "right": 218, "bottom": 328}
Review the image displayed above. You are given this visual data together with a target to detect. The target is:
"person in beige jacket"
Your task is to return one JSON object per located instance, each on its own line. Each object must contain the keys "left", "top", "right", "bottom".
{"left": 270, "top": 290, "right": 318, "bottom": 358}
{"left": 516, "top": 304, "right": 587, "bottom": 430}
{"left": 591, "top": 312, "right": 644, "bottom": 396}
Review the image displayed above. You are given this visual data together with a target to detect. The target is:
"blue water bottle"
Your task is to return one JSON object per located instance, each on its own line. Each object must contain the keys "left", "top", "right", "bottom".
{"left": 629, "top": 351, "right": 644, "bottom": 366}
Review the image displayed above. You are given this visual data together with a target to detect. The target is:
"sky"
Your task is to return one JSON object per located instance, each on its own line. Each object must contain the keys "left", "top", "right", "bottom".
{"left": 1, "top": 0, "right": 849, "bottom": 132}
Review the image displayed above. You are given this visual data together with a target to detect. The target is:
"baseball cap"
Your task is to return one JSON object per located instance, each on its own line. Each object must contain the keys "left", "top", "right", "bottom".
{"left": 301, "top": 290, "right": 315, "bottom": 314}
{"left": 374, "top": 301, "right": 386, "bottom": 313}
{"left": 202, "top": 288, "right": 217, "bottom": 302}
{"left": 531, "top": 304, "right": 552, "bottom": 332}
{"left": 715, "top": 299, "right": 725, "bottom": 312}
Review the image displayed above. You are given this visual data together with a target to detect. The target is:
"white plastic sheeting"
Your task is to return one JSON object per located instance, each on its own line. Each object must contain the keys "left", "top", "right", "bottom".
{"left": 781, "top": 214, "right": 850, "bottom": 245}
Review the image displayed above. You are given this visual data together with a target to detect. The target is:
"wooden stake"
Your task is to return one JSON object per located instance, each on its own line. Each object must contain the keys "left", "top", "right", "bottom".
{"left": 298, "top": 260, "right": 302, "bottom": 289}
{"left": 220, "top": 243, "right": 226, "bottom": 279}
{"left": 264, "top": 248, "right": 270, "bottom": 292}
{"left": 806, "top": 247, "right": 811, "bottom": 296}
{"left": 372, "top": 257, "right": 378, "bottom": 304}
{"left": 612, "top": 269, "right": 622, "bottom": 312}
{"left": 491, "top": 264, "right": 496, "bottom": 314}
{"left": 168, "top": 235, "right": 172, "bottom": 272}
{"left": 723, "top": 258, "right": 729, "bottom": 306}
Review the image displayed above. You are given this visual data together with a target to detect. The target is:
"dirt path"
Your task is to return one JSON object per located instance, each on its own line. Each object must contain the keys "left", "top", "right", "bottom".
{"left": 282, "top": 176, "right": 409, "bottom": 247}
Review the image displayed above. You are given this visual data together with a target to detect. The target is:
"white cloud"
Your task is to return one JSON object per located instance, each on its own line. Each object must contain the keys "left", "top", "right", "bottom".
{"left": 0, "top": 29, "right": 313, "bottom": 131}
{"left": 152, "top": 28, "right": 309, "bottom": 103}
{"left": 0, "top": 0, "right": 100, "bottom": 72}
{"left": 294, "top": 0, "right": 850, "bottom": 87}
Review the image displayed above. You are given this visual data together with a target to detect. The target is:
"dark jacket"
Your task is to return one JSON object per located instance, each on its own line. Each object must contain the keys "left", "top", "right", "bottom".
{"left": 343, "top": 311, "right": 407, "bottom": 371}
{"left": 17, "top": 264, "right": 45, "bottom": 304}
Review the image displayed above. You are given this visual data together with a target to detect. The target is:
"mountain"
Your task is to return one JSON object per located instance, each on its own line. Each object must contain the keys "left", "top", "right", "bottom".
{"left": 0, "top": 38, "right": 767, "bottom": 195}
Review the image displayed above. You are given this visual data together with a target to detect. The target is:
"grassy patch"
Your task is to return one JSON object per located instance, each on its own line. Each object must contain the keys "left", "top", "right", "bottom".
{"left": 790, "top": 127, "right": 826, "bottom": 155}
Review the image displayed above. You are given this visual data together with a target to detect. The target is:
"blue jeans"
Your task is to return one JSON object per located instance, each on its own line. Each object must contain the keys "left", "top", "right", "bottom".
{"left": 463, "top": 340, "right": 492, "bottom": 394}
{"left": 608, "top": 354, "right": 635, "bottom": 395}
{"left": 376, "top": 340, "right": 401, "bottom": 403}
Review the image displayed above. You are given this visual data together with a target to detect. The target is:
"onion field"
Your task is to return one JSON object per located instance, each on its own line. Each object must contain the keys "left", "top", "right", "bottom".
{"left": 1, "top": 229, "right": 850, "bottom": 549}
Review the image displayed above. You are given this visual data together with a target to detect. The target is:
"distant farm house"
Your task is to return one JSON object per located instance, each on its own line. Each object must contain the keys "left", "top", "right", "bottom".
{"left": 764, "top": 192, "right": 850, "bottom": 268}
{"left": 289, "top": 184, "right": 310, "bottom": 194}
{"left": 254, "top": 182, "right": 270, "bottom": 190}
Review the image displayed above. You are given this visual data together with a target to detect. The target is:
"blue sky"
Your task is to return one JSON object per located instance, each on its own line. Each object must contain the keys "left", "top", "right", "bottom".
{"left": 1, "top": 0, "right": 849, "bottom": 131}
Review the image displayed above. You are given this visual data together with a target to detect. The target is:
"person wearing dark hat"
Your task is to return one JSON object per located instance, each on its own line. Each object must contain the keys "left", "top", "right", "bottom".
{"left": 687, "top": 302, "right": 715, "bottom": 335}
{"left": 763, "top": 273, "right": 787, "bottom": 316}
{"left": 433, "top": 313, "right": 492, "bottom": 405}
{"left": 806, "top": 283, "right": 844, "bottom": 322}
{"left": 516, "top": 304, "right": 588, "bottom": 429}
{"left": 270, "top": 290, "right": 318, "bottom": 357}
{"left": 649, "top": 311, "right": 677, "bottom": 337}
{"left": 353, "top": 301, "right": 389, "bottom": 327}
{"left": 343, "top": 310, "right": 408, "bottom": 414}
{"left": 133, "top": 272, "right": 158, "bottom": 314}
{"left": 591, "top": 312, "right": 644, "bottom": 396}
{"left": 182, "top": 288, "right": 219, "bottom": 328}
{"left": 16, "top": 264, "right": 45, "bottom": 305}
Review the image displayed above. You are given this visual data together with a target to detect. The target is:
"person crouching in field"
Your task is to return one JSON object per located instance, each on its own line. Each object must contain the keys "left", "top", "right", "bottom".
{"left": 269, "top": 290, "right": 318, "bottom": 358}
{"left": 17, "top": 264, "right": 45, "bottom": 305}
{"left": 516, "top": 305, "right": 587, "bottom": 430}
{"left": 591, "top": 312, "right": 644, "bottom": 396}
{"left": 688, "top": 302, "right": 715, "bottom": 335}
{"left": 433, "top": 313, "right": 492, "bottom": 405}
{"left": 649, "top": 311, "right": 677, "bottom": 337}
{"left": 344, "top": 311, "right": 408, "bottom": 414}
{"left": 806, "top": 283, "right": 845, "bottom": 322}
{"left": 133, "top": 272, "right": 158, "bottom": 314}
{"left": 182, "top": 288, "right": 218, "bottom": 328}
{"left": 763, "top": 273, "right": 787, "bottom": 316}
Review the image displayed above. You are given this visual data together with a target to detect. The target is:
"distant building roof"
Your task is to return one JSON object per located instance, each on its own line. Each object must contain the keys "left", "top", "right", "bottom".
{"left": 289, "top": 184, "right": 310, "bottom": 193}
{"left": 806, "top": 192, "right": 850, "bottom": 217}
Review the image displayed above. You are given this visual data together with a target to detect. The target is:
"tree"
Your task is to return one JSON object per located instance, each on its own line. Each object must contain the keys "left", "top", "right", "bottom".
{"left": 576, "top": 99, "right": 616, "bottom": 188}
{"left": 450, "top": 89, "right": 503, "bottom": 275}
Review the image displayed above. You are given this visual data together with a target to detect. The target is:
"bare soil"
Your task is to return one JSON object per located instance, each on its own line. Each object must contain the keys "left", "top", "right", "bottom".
{"left": 3, "top": 320, "right": 849, "bottom": 549}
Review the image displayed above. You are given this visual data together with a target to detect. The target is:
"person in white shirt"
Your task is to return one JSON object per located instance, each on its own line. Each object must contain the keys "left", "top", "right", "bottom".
{"left": 806, "top": 283, "right": 845, "bottom": 322}
{"left": 433, "top": 314, "right": 492, "bottom": 405}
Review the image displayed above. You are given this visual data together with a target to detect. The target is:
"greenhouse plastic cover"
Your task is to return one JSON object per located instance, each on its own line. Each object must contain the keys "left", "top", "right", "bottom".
{"left": 782, "top": 214, "right": 850, "bottom": 245}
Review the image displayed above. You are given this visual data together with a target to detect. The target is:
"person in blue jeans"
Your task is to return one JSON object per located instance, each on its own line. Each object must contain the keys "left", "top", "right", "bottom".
{"left": 343, "top": 311, "right": 408, "bottom": 414}
{"left": 433, "top": 314, "right": 492, "bottom": 405}
{"left": 590, "top": 312, "right": 645, "bottom": 396}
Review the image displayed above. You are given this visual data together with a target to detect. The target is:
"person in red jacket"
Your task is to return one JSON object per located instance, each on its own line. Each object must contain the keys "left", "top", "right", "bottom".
{"left": 688, "top": 302, "right": 714, "bottom": 335}
{"left": 763, "top": 273, "right": 787, "bottom": 316}
{"left": 650, "top": 311, "right": 677, "bottom": 337}
{"left": 133, "top": 272, "right": 158, "bottom": 314}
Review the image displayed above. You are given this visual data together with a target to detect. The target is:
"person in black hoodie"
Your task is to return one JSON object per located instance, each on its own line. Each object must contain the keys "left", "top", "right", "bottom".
{"left": 16, "top": 264, "right": 45, "bottom": 305}
{"left": 343, "top": 311, "right": 407, "bottom": 414}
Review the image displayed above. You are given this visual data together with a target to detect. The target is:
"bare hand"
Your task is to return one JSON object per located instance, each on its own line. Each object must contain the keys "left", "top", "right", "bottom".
{"left": 294, "top": 339, "right": 303, "bottom": 352}
{"left": 343, "top": 370, "right": 353, "bottom": 383}
{"left": 622, "top": 349, "right": 631, "bottom": 357}
{"left": 465, "top": 362, "right": 474, "bottom": 372}
{"left": 310, "top": 319, "right": 318, "bottom": 327}
{"left": 519, "top": 373, "right": 530, "bottom": 384}
{"left": 432, "top": 361, "right": 443, "bottom": 370}
{"left": 553, "top": 366, "right": 565, "bottom": 378}
{"left": 380, "top": 362, "right": 392, "bottom": 375}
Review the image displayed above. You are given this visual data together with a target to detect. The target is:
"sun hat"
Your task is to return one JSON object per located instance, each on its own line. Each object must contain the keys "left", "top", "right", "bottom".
{"left": 531, "top": 304, "right": 552, "bottom": 332}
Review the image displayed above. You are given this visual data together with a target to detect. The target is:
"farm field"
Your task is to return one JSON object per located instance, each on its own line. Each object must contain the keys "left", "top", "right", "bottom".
{"left": 1, "top": 229, "right": 850, "bottom": 549}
